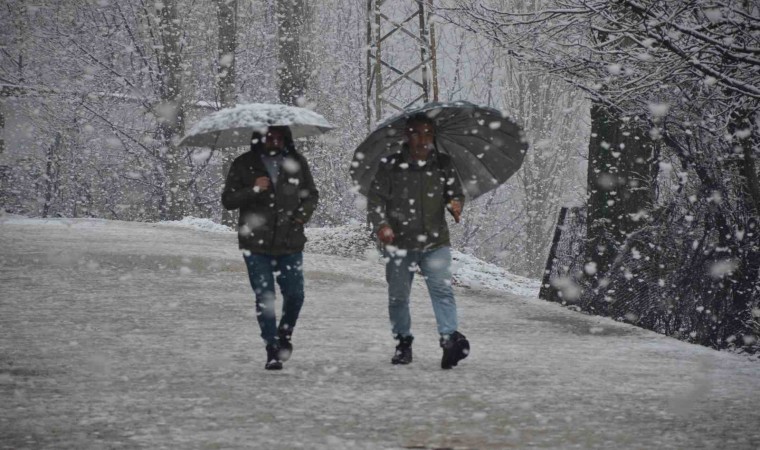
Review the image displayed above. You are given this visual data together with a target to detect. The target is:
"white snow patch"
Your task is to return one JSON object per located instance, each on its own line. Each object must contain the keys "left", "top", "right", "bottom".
{"left": 450, "top": 250, "right": 540, "bottom": 298}
{"left": 159, "top": 216, "right": 234, "bottom": 233}
{"left": 648, "top": 102, "right": 670, "bottom": 118}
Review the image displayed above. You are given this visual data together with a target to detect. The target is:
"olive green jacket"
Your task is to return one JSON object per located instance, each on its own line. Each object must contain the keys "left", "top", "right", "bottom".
{"left": 367, "top": 147, "right": 465, "bottom": 250}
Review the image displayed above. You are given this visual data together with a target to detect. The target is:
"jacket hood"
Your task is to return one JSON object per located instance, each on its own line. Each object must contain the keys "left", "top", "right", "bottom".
{"left": 250, "top": 126, "right": 297, "bottom": 156}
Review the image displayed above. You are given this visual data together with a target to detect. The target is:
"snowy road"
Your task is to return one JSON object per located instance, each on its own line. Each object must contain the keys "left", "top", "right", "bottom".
{"left": 1, "top": 218, "right": 759, "bottom": 449}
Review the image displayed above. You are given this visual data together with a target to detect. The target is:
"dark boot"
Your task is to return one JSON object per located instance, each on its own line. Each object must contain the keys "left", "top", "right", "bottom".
{"left": 440, "top": 331, "right": 469, "bottom": 369}
{"left": 277, "top": 327, "right": 293, "bottom": 362}
{"left": 265, "top": 343, "right": 283, "bottom": 370}
{"left": 391, "top": 335, "right": 414, "bottom": 365}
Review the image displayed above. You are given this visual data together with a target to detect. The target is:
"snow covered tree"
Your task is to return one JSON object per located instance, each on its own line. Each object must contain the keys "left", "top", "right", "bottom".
{"left": 434, "top": 7, "right": 588, "bottom": 278}
{"left": 446, "top": 0, "right": 760, "bottom": 350}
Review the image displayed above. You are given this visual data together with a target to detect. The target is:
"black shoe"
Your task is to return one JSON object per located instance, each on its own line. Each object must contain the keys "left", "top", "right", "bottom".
{"left": 277, "top": 328, "right": 293, "bottom": 362}
{"left": 391, "top": 335, "right": 414, "bottom": 365}
{"left": 265, "top": 344, "right": 283, "bottom": 370}
{"left": 440, "top": 331, "right": 469, "bottom": 369}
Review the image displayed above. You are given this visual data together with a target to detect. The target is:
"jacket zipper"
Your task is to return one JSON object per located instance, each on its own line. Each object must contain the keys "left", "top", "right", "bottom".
{"left": 270, "top": 171, "right": 282, "bottom": 253}
{"left": 419, "top": 169, "right": 425, "bottom": 243}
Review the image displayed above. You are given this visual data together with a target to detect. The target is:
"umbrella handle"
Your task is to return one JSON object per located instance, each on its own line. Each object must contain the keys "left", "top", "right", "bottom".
{"left": 447, "top": 201, "right": 462, "bottom": 223}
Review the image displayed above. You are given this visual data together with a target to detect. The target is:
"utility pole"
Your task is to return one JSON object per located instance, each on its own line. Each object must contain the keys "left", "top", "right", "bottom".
{"left": 366, "top": 0, "right": 439, "bottom": 129}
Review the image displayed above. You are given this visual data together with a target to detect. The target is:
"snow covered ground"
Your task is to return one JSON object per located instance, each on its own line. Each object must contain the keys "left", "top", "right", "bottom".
{"left": 1, "top": 217, "right": 759, "bottom": 449}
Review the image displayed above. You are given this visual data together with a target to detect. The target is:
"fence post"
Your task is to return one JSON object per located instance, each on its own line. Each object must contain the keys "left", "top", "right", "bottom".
{"left": 539, "top": 207, "right": 568, "bottom": 301}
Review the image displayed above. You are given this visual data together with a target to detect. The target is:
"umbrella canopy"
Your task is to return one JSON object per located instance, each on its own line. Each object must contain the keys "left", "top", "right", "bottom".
{"left": 350, "top": 101, "right": 529, "bottom": 200}
{"left": 179, "top": 103, "right": 334, "bottom": 148}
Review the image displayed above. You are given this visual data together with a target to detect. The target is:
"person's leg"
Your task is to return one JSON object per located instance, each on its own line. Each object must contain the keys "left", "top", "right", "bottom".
{"left": 275, "top": 252, "right": 305, "bottom": 334}
{"left": 385, "top": 249, "right": 416, "bottom": 338}
{"left": 420, "top": 246, "right": 469, "bottom": 369}
{"left": 419, "top": 246, "right": 458, "bottom": 336}
{"left": 243, "top": 253, "right": 278, "bottom": 346}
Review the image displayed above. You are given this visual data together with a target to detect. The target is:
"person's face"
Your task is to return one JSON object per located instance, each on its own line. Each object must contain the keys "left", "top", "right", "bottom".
{"left": 406, "top": 121, "right": 435, "bottom": 159}
{"left": 264, "top": 129, "right": 286, "bottom": 153}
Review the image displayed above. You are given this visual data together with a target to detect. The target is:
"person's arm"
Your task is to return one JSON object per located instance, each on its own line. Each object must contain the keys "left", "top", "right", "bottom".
{"left": 292, "top": 155, "right": 319, "bottom": 224}
{"left": 367, "top": 160, "right": 397, "bottom": 244}
{"left": 221, "top": 160, "right": 268, "bottom": 210}
{"left": 442, "top": 158, "right": 465, "bottom": 222}
{"left": 368, "top": 162, "right": 396, "bottom": 243}
{"left": 367, "top": 162, "right": 392, "bottom": 234}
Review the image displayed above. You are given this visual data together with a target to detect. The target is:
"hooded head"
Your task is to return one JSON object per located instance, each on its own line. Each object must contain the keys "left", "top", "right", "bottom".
{"left": 250, "top": 126, "right": 296, "bottom": 155}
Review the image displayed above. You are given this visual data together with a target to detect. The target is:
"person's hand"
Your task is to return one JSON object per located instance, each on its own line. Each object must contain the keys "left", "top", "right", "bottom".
{"left": 448, "top": 200, "right": 462, "bottom": 223}
{"left": 253, "top": 176, "right": 271, "bottom": 192}
{"left": 377, "top": 225, "right": 395, "bottom": 244}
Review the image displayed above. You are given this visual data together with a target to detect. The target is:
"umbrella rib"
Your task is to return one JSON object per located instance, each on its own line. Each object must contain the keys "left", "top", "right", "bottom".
{"left": 444, "top": 129, "right": 521, "bottom": 143}
{"left": 446, "top": 131, "right": 524, "bottom": 169}
{"left": 439, "top": 132, "right": 522, "bottom": 173}
{"left": 437, "top": 134, "right": 505, "bottom": 188}
{"left": 212, "top": 129, "right": 223, "bottom": 150}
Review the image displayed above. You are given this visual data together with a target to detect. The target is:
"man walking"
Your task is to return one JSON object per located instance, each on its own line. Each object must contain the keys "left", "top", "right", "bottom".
{"left": 367, "top": 114, "right": 470, "bottom": 369}
{"left": 222, "top": 126, "right": 319, "bottom": 370}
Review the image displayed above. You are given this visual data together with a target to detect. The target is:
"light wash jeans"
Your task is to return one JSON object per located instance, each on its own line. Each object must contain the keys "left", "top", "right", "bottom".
{"left": 384, "top": 245, "right": 458, "bottom": 338}
{"left": 243, "top": 252, "right": 305, "bottom": 346}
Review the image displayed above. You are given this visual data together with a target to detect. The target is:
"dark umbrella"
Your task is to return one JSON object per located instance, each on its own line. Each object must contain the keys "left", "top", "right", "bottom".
{"left": 350, "top": 101, "right": 528, "bottom": 199}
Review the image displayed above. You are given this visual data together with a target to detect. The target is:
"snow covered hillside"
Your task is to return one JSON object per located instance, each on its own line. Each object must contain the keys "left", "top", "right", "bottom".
{"left": 160, "top": 217, "right": 541, "bottom": 298}
{"left": 1, "top": 217, "right": 759, "bottom": 449}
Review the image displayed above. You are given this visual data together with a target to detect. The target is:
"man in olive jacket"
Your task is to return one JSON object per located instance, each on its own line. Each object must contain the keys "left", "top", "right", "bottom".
{"left": 367, "top": 114, "right": 470, "bottom": 369}
{"left": 222, "top": 126, "right": 318, "bottom": 370}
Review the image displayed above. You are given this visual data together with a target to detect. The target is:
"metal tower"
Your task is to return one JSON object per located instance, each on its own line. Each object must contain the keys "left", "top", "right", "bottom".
{"left": 366, "top": 0, "right": 439, "bottom": 128}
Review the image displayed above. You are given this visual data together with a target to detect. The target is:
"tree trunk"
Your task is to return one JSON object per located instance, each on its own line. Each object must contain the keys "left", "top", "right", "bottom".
{"left": 725, "top": 108, "right": 760, "bottom": 343}
{"left": 42, "top": 133, "right": 62, "bottom": 218}
{"left": 216, "top": 0, "right": 237, "bottom": 110}
{"left": 216, "top": 0, "right": 239, "bottom": 228}
{"left": 585, "top": 102, "right": 656, "bottom": 276}
{"left": 732, "top": 110, "right": 760, "bottom": 216}
{"left": 276, "top": 0, "right": 311, "bottom": 105}
{"left": 156, "top": 0, "right": 187, "bottom": 221}
{"left": 0, "top": 101, "right": 5, "bottom": 156}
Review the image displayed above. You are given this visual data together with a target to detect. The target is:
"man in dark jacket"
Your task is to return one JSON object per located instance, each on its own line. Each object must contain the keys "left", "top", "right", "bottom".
{"left": 367, "top": 114, "right": 470, "bottom": 369}
{"left": 222, "top": 126, "right": 319, "bottom": 370}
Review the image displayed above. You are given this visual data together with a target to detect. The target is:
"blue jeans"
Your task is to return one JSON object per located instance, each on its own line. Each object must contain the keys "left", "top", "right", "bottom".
{"left": 244, "top": 252, "right": 305, "bottom": 346}
{"left": 384, "top": 246, "right": 458, "bottom": 338}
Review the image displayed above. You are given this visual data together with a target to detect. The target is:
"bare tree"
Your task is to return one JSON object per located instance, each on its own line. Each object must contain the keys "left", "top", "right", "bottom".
{"left": 444, "top": 0, "right": 760, "bottom": 350}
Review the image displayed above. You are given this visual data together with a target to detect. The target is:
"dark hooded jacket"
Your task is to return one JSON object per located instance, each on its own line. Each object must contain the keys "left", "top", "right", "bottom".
{"left": 367, "top": 146, "right": 465, "bottom": 250}
{"left": 222, "top": 128, "right": 319, "bottom": 255}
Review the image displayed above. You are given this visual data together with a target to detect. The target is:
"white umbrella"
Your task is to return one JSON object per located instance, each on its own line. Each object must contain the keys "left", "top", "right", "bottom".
{"left": 179, "top": 103, "right": 334, "bottom": 148}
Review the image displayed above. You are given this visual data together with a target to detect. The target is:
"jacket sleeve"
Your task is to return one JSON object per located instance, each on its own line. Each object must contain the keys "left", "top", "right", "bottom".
{"left": 292, "top": 155, "right": 319, "bottom": 224}
{"left": 221, "top": 159, "right": 267, "bottom": 211}
{"left": 367, "top": 162, "right": 391, "bottom": 233}
{"left": 442, "top": 158, "right": 465, "bottom": 208}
